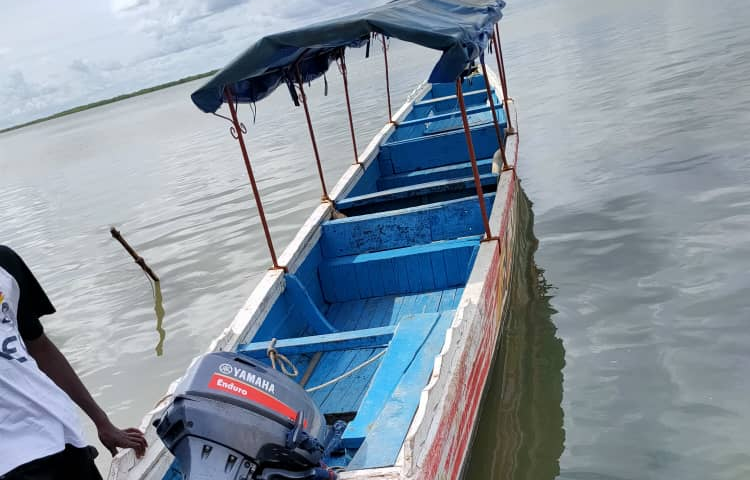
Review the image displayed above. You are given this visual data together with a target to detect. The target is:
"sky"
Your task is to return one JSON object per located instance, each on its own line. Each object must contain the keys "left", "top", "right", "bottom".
{"left": 0, "top": 0, "right": 380, "bottom": 129}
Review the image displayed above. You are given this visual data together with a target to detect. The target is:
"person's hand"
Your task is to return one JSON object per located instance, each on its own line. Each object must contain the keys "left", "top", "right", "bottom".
{"left": 97, "top": 421, "right": 148, "bottom": 458}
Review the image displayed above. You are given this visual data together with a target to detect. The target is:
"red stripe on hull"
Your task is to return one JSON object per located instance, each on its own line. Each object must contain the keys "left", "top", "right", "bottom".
{"left": 419, "top": 244, "right": 502, "bottom": 479}
{"left": 418, "top": 170, "right": 518, "bottom": 479}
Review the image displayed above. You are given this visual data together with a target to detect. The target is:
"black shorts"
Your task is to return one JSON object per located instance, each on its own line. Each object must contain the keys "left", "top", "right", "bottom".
{"left": 1, "top": 444, "right": 102, "bottom": 480}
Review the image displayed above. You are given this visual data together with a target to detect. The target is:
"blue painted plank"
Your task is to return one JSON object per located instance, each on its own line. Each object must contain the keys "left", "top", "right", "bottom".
{"left": 348, "top": 351, "right": 385, "bottom": 411}
{"left": 377, "top": 159, "right": 494, "bottom": 190}
{"left": 437, "top": 288, "right": 457, "bottom": 312}
{"left": 413, "top": 86, "right": 485, "bottom": 107}
{"left": 284, "top": 274, "right": 337, "bottom": 334}
{"left": 419, "top": 252, "right": 436, "bottom": 291}
{"left": 345, "top": 297, "right": 369, "bottom": 330}
{"left": 388, "top": 123, "right": 425, "bottom": 143}
{"left": 347, "top": 160, "right": 381, "bottom": 197}
{"left": 387, "top": 296, "right": 406, "bottom": 326}
{"left": 336, "top": 174, "right": 497, "bottom": 212}
{"left": 305, "top": 290, "right": 462, "bottom": 415}
{"left": 366, "top": 297, "right": 391, "bottom": 329}
{"left": 309, "top": 350, "right": 357, "bottom": 410}
{"left": 313, "top": 302, "right": 386, "bottom": 412}
{"left": 251, "top": 291, "right": 309, "bottom": 342}
{"left": 380, "top": 124, "right": 500, "bottom": 174}
{"left": 315, "top": 349, "right": 360, "bottom": 410}
{"left": 370, "top": 258, "right": 386, "bottom": 298}
{"left": 398, "top": 103, "right": 494, "bottom": 129}
{"left": 449, "top": 287, "right": 465, "bottom": 309}
{"left": 423, "top": 107, "right": 504, "bottom": 135}
{"left": 323, "top": 348, "right": 381, "bottom": 413}
{"left": 341, "top": 312, "right": 446, "bottom": 449}
{"left": 322, "top": 194, "right": 494, "bottom": 258}
{"left": 358, "top": 297, "right": 382, "bottom": 330}
{"left": 403, "top": 254, "right": 422, "bottom": 293}
{"left": 346, "top": 310, "right": 455, "bottom": 469}
{"left": 430, "top": 250, "right": 448, "bottom": 290}
{"left": 325, "top": 300, "right": 347, "bottom": 330}
{"left": 353, "top": 262, "right": 373, "bottom": 300}
{"left": 430, "top": 195, "right": 497, "bottom": 241}
{"left": 308, "top": 301, "right": 376, "bottom": 409}
{"left": 237, "top": 325, "right": 396, "bottom": 357}
{"left": 323, "top": 236, "right": 481, "bottom": 267}
{"left": 420, "top": 290, "right": 444, "bottom": 313}
{"left": 430, "top": 78, "right": 484, "bottom": 97}
{"left": 292, "top": 243, "right": 328, "bottom": 312}
{"left": 378, "top": 259, "right": 394, "bottom": 298}
{"left": 314, "top": 296, "right": 390, "bottom": 412}
{"left": 394, "top": 257, "right": 411, "bottom": 295}
{"left": 442, "top": 244, "right": 461, "bottom": 288}
{"left": 320, "top": 237, "right": 480, "bottom": 302}
{"left": 407, "top": 90, "right": 487, "bottom": 120}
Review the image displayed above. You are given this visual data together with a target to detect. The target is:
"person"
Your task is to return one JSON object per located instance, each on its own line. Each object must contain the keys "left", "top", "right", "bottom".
{"left": 0, "top": 245, "right": 147, "bottom": 479}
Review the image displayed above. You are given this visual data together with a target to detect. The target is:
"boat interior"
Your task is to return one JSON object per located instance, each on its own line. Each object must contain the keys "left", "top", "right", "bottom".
{"left": 166, "top": 73, "right": 507, "bottom": 477}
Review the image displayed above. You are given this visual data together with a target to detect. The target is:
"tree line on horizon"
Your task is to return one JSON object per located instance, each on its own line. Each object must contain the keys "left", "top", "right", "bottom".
{"left": 0, "top": 70, "right": 219, "bottom": 134}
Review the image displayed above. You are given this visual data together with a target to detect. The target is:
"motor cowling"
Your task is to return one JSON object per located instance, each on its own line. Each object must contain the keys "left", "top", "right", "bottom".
{"left": 154, "top": 352, "right": 336, "bottom": 480}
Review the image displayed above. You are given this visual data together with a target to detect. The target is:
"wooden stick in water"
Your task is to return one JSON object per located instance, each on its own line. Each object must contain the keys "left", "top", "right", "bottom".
{"left": 109, "top": 227, "right": 160, "bottom": 282}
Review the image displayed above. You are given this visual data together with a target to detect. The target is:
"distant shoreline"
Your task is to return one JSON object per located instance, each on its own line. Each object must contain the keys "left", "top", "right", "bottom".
{"left": 0, "top": 70, "right": 218, "bottom": 134}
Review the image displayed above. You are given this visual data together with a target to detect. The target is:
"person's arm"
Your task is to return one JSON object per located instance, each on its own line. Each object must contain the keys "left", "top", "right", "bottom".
{"left": 26, "top": 334, "right": 147, "bottom": 457}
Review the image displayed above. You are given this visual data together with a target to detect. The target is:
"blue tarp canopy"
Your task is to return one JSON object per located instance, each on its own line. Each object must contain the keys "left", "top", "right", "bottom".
{"left": 191, "top": 0, "right": 505, "bottom": 113}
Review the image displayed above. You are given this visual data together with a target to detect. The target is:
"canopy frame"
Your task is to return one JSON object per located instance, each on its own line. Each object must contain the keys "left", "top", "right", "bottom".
{"left": 194, "top": 1, "right": 510, "bottom": 268}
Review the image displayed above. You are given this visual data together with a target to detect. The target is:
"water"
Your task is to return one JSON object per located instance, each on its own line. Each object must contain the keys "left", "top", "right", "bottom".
{"left": 466, "top": 0, "right": 750, "bottom": 479}
{"left": 1, "top": 0, "right": 749, "bottom": 478}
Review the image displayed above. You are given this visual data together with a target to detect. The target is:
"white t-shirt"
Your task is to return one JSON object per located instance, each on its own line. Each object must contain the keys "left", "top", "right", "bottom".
{"left": 0, "top": 246, "right": 87, "bottom": 476}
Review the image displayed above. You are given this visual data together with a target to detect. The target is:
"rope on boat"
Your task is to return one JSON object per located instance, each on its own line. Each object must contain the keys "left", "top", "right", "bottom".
{"left": 267, "top": 338, "right": 299, "bottom": 377}
{"left": 305, "top": 349, "right": 387, "bottom": 393}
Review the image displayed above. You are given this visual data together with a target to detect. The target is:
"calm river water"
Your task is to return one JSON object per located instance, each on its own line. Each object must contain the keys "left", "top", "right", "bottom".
{"left": 1, "top": 0, "right": 749, "bottom": 478}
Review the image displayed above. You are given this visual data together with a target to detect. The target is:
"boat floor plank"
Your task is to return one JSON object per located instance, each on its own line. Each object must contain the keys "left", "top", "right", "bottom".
{"left": 345, "top": 310, "right": 455, "bottom": 467}
{"left": 305, "top": 287, "right": 461, "bottom": 416}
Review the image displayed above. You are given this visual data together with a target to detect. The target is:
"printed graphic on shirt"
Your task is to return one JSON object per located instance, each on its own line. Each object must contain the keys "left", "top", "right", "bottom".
{"left": 1, "top": 298, "right": 14, "bottom": 328}
{"left": 0, "top": 290, "right": 26, "bottom": 363}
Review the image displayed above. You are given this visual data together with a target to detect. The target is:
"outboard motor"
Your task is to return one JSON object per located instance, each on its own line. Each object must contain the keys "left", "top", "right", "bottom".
{"left": 154, "top": 352, "right": 339, "bottom": 480}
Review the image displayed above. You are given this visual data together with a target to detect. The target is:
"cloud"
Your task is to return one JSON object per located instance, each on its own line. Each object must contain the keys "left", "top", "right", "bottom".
{"left": 112, "top": 0, "right": 150, "bottom": 13}
{"left": 0, "top": 70, "right": 61, "bottom": 122}
{"left": 1, "top": 0, "right": 389, "bottom": 129}
{"left": 69, "top": 59, "right": 92, "bottom": 74}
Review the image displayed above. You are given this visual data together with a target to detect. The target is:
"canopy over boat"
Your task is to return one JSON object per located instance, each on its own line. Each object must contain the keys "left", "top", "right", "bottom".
{"left": 190, "top": 0, "right": 505, "bottom": 113}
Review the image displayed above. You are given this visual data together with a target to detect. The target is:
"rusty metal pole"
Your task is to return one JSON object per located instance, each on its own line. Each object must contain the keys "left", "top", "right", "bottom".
{"left": 480, "top": 59, "right": 508, "bottom": 170}
{"left": 381, "top": 35, "right": 393, "bottom": 123}
{"left": 337, "top": 51, "right": 360, "bottom": 165}
{"left": 294, "top": 67, "right": 331, "bottom": 202}
{"left": 224, "top": 87, "right": 282, "bottom": 270}
{"left": 456, "top": 79, "right": 493, "bottom": 241}
{"left": 492, "top": 26, "right": 513, "bottom": 134}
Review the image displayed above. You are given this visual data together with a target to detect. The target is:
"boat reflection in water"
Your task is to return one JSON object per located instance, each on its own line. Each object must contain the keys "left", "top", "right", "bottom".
{"left": 464, "top": 187, "right": 565, "bottom": 480}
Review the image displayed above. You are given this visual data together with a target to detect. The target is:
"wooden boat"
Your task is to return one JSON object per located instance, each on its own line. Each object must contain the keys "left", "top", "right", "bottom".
{"left": 109, "top": 1, "right": 520, "bottom": 479}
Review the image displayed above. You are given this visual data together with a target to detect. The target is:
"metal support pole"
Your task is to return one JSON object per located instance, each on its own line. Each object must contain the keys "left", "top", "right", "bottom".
{"left": 381, "top": 35, "right": 393, "bottom": 123}
{"left": 492, "top": 25, "right": 514, "bottom": 134}
{"left": 480, "top": 59, "right": 509, "bottom": 170}
{"left": 224, "top": 87, "right": 283, "bottom": 270}
{"left": 294, "top": 67, "right": 331, "bottom": 202}
{"left": 456, "top": 79, "right": 493, "bottom": 241}
{"left": 337, "top": 51, "right": 360, "bottom": 165}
